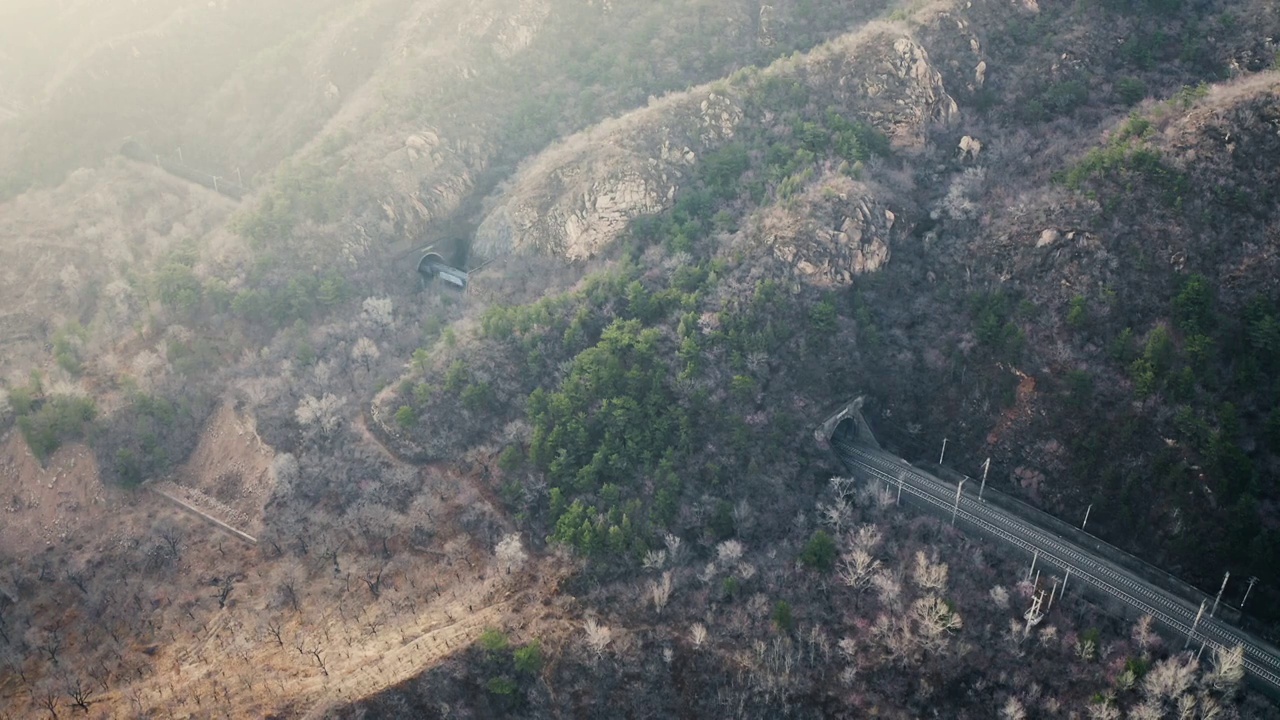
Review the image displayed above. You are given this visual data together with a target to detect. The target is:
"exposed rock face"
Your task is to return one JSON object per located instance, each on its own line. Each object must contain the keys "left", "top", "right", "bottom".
{"left": 458, "top": 0, "right": 551, "bottom": 58}
{"left": 753, "top": 173, "right": 899, "bottom": 285}
{"left": 473, "top": 26, "right": 955, "bottom": 262}
{"left": 758, "top": 4, "right": 777, "bottom": 47}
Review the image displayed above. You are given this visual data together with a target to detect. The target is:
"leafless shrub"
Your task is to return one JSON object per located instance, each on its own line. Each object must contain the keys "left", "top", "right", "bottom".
{"left": 361, "top": 296, "right": 394, "bottom": 332}
{"left": 351, "top": 337, "right": 380, "bottom": 371}
{"left": 649, "top": 571, "right": 673, "bottom": 614}
{"left": 715, "top": 539, "right": 744, "bottom": 567}
{"left": 941, "top": 167, "right": 987, "bottom": 221}
{"left": 838, "top": 549, "right": 879, "bottom": 592}
{"left": 295, "top": 393, "right": 345, "bottom": 434}
{"left": 911, "top": 551, "right": 948, "bottom": 592}
{"left": 871, "top": 570, "right": 902, "bottom": 607}
{"left": 846, "top": 524, "right": 882, "bottom": 554}
{"left": 494, "top": 533, "right": 527, "bottom": 572}
{"left": 1085, "top": 699, "right": 1120, "bottom": 720}
{"left": 642, "top": 549, "right": 667, "bottom": 571}
{"left": 910, "top": 594, "right": 962, "bottom": 649}
{"left": 583, "top": 619, "right": 612, "bottom": 660}
{"left": 690, "top": 623, "right": 708, "bottom": 648}
{"left": 663, "top": 533, "right": 686, "bottom": 565}
{"left": 1204, "top": 643, "right": 1245, "bottom": 691}
{"left": 1131, "top": 614, "right": 1158, "bottom": 656}
{"left": 1000, "top": 697, "right": 1027, "bottom": 720}
{"left": 1142, "top": 652, "right": 1199, "bottom": 703}
{"left": 270, "top": 453, "right": 299, "bottom": 493}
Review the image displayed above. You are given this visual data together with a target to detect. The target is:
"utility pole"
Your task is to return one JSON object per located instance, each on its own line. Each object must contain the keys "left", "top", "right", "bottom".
{"left": 939, "top": 438, "right": 948, "bottom": 465}
{"left": 177, "top": 146, "right": 183, "bottom": 164}
{"left": 951, "top": 479, "right": 965, "bottom": 526}
{"left": 1027, "top": 549, "right": 1039, "bottom": 582}
{"left": 236, "top": 167, "right": 243, "bottom": 185}
{"left": 1212, "top": 571, "right": 1230, "bottom": 617}
{"left": 1185, "top": 600, "right": 1206, "bottom": 649}
{"left": 1082, "top": 503, "right": 1093, "bottom": 531}
{"left": 895, "top": 472, "right": 904, "bottom": 506}
{"left": 1061, "top": 567, "right": 1070, "bottom": 599}
{"left": 1047, "top": 577, "right": 1059, "bottom": 612}
{"left": 979, "top": 457, "right": 990, "bottom": 500}
{"left": 1023, "top": 589, "right": 1046, "bottom": 638}
{"left": 1242, "top": 576, "right": 1259, "bottom": 608}
{"left": 212, "top": 176, "right": 220, "bottom": 193}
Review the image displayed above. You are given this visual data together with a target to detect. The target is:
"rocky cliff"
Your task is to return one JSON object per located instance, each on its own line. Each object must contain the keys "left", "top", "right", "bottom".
{"left": 472, "top": 23, "right": 955, "bottom": 263}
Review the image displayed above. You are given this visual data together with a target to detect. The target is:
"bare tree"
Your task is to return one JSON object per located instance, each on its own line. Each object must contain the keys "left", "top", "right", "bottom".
{"left": 663, "top": 533, "right": 686, "bottom": 566}
{"left": 270, "top": 453, "right": 300, "bottom": 494}
{"left": 351, "top": 337, "right": 380, "bottom": 373}
{"left": 38, "top": 689, "right": 59, "bottom": 718}
{"left": 214, "top": 577, "right": 234, "bottom": 608}
{"left": 846, "top": 524, "right": 882, "bottom": 554}
{"left": 363, "top": 569, "right": 384, "bottom": 598}
{"left": 295, "top": 393, "right": 345, "bottom": 436}
{"left": 1142, "top": 652, "right": 1198, "bottom": 704}
{"left": 649, "top": 571, "right": 673, "bottom": 614}
{"left": 909, "top": 595, "right": 962, "bottom": 650}
{"left": 818, "top": 500, "right": 852, "bottom": 536}
{"left": 1205, "top": 643, "right": 1245, "bottom": 691}
{"left": 642, "top": 549, "right": 667, "bottom": 571}
{"left": 583, "top": 619, "right": 612, "bottom": 661}
{"left": 361, "top": 296, "right": 394, "bottom": 334}
{"left": 715, "top": 540, "right": 744, "bottom": 567}
{"left": 1128, "top": 699, "right": 1163, "bottom": 720}
{"left": 266, "top": 621, "right": 284, "bottom": 648}
{"left": 494, "top": 534, "right": 527, "bottom": 573}
{"left": 279, "top": 580, "right": 301, "bottom": 613}
{"left": 40, "top": 629, "right": 62, "bottom": 666}
{"left": 871, "top": 570, "right": 902, "bottom": 608}
{"left": 911, "top": 551, "right": 948, "bottom": 592}
{"left": 66, "top": 678, "right": 94, "bottom": 713}
{"left": 999, "top": 697, "right": 1026, "bottom": 720}
{"left": 838, "top": 549, "right": 880, "bottom": 593}
{"left": 1131, "top": 614, "right": 1158, "bottom": 657}
{"left": 159, "top": 527, "right": 182, "bottom": 561}
{"left": 1084, "top": 700, "right": 1120, "bottom": 720}
{"left": 690, "top": 623, "right": 708, "bottom": 649}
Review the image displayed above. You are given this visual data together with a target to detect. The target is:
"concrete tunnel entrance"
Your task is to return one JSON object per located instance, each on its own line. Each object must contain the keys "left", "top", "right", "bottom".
{"left": 833, "top": 417, "right": 859, "bottom": 444}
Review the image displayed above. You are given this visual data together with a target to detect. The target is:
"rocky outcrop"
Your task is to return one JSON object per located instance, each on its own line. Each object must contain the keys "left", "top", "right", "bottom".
{"left": 457, "top": 0, "right": 552, "bottom": 59}
{"left": 753, "top": 173, "right": 900, "bottom": 285}
{"left": 472, "top": 24, "right": 955, "bottom": 262}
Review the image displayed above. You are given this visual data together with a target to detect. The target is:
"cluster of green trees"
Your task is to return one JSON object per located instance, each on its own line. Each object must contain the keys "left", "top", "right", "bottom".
{"left": 9, "top": 373, "right": 96, "bottom": 462}
{"left": 477, "top": 264, "right": 706, "bottom": 558}
{"left": 1063, "top": 274, "right": 1280, "bottom": 608}
{"left": 100, "top": 389, "right": 214, "bottom": 488}
{"left": 52, "top": 322, "right": 87, "bottom": 375}
{"left": 969, "top": 290, "right": 1028, "bottom": 362}
{"left": 1059, "top": 114, "right": 1188, "bottom": 211}
{"left": 149, "top": 249, "right": 351, "bottom": 338}
{"left": 232, "top": 157, "right": 350, "bottom": 247}
{"left": 476, "top": 629, "right": 542, "bottom": 705}
{"left": 389, "top": 63, "right": 894, "bottom": 564}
